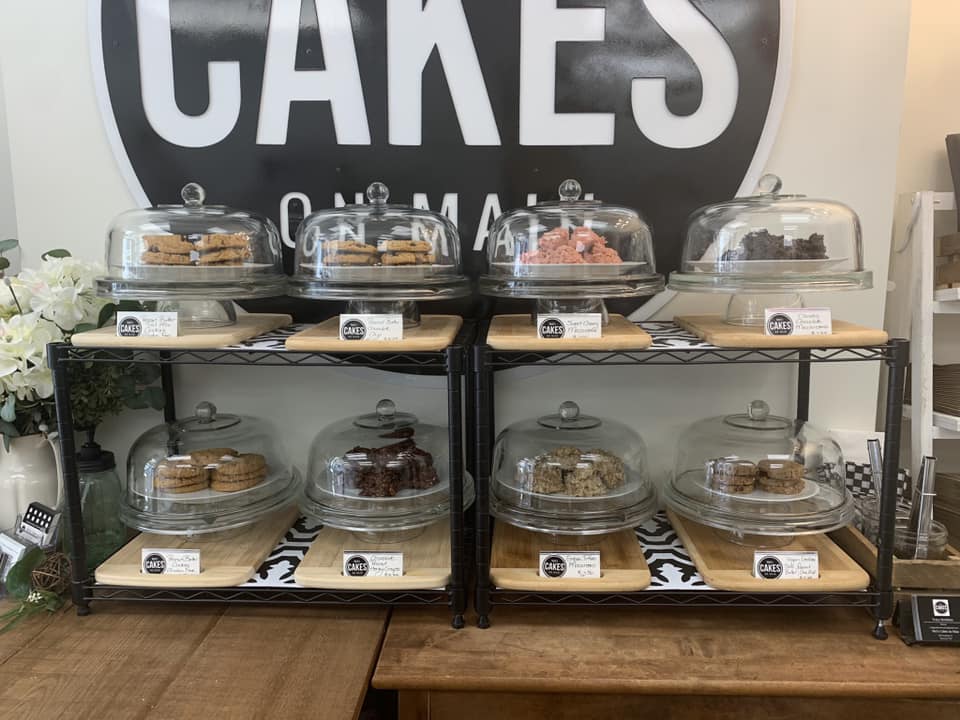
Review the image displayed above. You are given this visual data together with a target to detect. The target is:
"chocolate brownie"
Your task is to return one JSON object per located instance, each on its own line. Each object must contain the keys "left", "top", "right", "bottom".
{"left": 720, "top": 229, "right": 829, "bottom": 262}
{"left": 343, "top": 435, "right": 440, "bottom": 498}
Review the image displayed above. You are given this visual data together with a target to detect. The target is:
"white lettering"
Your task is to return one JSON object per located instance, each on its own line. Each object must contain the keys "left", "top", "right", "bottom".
{"left": 334, "top": 192, "right": 365, "bottom": 207}
{"left": 413, "top": 193, "right": 459, "bottom": 255}
{"left": 473, "top": 193, "right": 503, "bottom": 252}
{"left": 631, "top": 0, "right": 739, "bottom": 148}
{"left": 388, "top": 0, "right": 500, "bottom": 146}
{"left": 519, "top": 0, "right": 614, "bottom": 146}
{"left": 136, "top": 0, "right": 241, "bottom": 147}
{"left": 280, "top": 191, "right": 312, "bottom": 249}
{"left": 257, "top": 0, "right": 370, "bottom": 145}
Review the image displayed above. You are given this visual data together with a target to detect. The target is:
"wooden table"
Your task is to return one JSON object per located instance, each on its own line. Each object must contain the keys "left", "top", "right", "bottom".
{"left": 374, "top": 606, "right": 960, "bottom": 719}
{"left": 0, "top": 601, "right": 388, "bottom": 720}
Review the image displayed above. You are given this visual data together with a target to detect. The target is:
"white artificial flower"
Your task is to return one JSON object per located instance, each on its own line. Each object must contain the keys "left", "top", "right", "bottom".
{"left": 16, "top": 257, "right": 107, "bottom": 331}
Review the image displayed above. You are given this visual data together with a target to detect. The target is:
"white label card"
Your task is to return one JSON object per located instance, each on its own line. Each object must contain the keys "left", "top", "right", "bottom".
{"left": 536, "top": 313, "right": 602, "bottom": 340}
{"left": 141, "top": 548, "right": 201, "bottom": 575}
{"left": 339, "top": 314, "right": 403, "bottom": 341}
{"left": 117, "top": 311, "right": 179, "bottom": 338}
{"left": 538, "top": 551, "right": 601, "bottom": 579}
{"left": 763, "top": 307, "right": 832, "bottom": 336}
{"left": 342, "top": 551, "right": 404, "bottom": 578}
{"left": 753, "top": 551, "right": 819, "bottom": 580}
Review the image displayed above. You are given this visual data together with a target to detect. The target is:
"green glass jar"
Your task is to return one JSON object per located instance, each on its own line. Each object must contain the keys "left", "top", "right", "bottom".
{"left": 65, "top": 432, "right": 126, "bottom": 573}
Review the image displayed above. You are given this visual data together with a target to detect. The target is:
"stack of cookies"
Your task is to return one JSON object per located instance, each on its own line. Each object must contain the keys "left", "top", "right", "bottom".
{"left": 705, "top": 458, "right": 757, "bottom": 495}
{"left": 529, "top": 446, "right": 625, "bottom": 497}
{"left": 704, "top": 457, "right": 806, "bottom": 496}
{"left": 153, "top": 448, "right": 267, "bottom": 494}
{"left": 320, "top": 239, "right": 436, "bottom": 267}
{"left": 142, "top": 235, "right": 196, "bottom": 266}
{"left": 756, "top": 459, "right": 805, "bottom": 495}
{"left": 140, "top": 233, "right": 251, "bottom": 266}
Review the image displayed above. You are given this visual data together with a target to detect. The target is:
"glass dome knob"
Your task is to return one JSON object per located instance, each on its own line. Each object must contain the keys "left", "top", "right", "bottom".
{"left": 366, "top": 182, "right": 390, "bottom": 205}
{"left": 558, "top": 179, "right": 582, "bottom": 202}
{"left": 376, "top": 399, "right": 397, "bottom": 420}
{"left": 195, "top": 401, "right": 217, "bottom": 423}
{"left": 181, "top": 182, "right": 206, "bottom": 207}
{"left": 748, "top": 399, "right": 770, "bottom": 421}
{"left": 756, "top": 173, "right": 782, "bottom": 195}
{"left": 559, "top": 401, "right": 581, "bottom": 421}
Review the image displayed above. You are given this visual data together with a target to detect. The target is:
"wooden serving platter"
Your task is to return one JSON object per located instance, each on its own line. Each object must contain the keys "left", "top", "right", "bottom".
{"left": 94, "top": 506, "right": 298, "bottom": 588}
{"left": 675, "top": 314, "right": 888, "bottom": 348}
{"left": 285, "top": 315, "right": 462, "bottom": 352}
{"left": 490, "top": 522, "right": 650, "bottom": 591}
{"left": 294, "top": 519, "right": 451, "bottom": 590}
{"left": 668, "top": 510, "right": 869, "bottom": 592}
{"left": 486, "top": 314, "right": 652, "bottom": 350}
{"left": 71, "top": 313, "right": 291, "bottom": 349}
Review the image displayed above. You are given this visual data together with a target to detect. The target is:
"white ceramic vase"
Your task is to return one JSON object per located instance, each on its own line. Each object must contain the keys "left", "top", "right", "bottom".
{"left": 0, "top": 433, "right": 63, "bottom": 533}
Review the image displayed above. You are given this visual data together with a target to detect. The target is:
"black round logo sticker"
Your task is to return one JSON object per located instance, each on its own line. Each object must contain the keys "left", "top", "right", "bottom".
{"left": 756, "top": 556, "right": 783, "bottom": 580}
{"left": 118, "top": 316, "right": 143, "bottom": 337}
{"left": 934, "top": 599, "right": 951, "bottom": 617}
{"left": 541, "top": 555, "right": 567, "bottom": 578}
{"left": 766, "top": 313, "right": 794, "bottom": 336}
{"left": 341, "top": 319, "right": 367, "bottom": 341}
{"left": 345, "top": 555, "right": 369, "bottom": 577}
{"left": 143, "top": 553, "right": 166, "bottom": 574}
{"left": 538, "top": 318, "right": 566, "bottom": 339}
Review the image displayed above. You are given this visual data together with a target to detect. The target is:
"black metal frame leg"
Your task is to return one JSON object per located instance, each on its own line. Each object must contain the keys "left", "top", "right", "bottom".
{"left": 473, "top": 344, "right": 492, "bottom": 628}
{"left": 48, "top": 342, "right": 89, "bottom": 615}
{"left": 447, "top": 345, "right": 466, "bottom": 628}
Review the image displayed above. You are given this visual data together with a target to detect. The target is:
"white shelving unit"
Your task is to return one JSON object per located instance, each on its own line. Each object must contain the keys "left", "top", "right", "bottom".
{"left": 904, "top": 191, "right": 959, "bottom": 475}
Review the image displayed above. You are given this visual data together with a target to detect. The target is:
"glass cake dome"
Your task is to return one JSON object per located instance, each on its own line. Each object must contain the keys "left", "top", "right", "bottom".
{"left": 122, "top": 401, "right": 300, "bottom": 536}
{"left": 491, "top": 401, "right": 657, "bottom": 537}
{"left": 97, "top": 183, "right": 287, "bottom": 327}
{"left": 668, "top": 174, "right": 871, "bottom": 324}
{"left": 289, "top": 182, "right": 470, "bottom": 325}
{"left": 479, "top": 179, "right": 664, "bottom": 313}
{"left": 664, "top": 400, "right": 854, "bottom": 540}
{"left": 301, "top": 399, "right": 474, "bottom": 541}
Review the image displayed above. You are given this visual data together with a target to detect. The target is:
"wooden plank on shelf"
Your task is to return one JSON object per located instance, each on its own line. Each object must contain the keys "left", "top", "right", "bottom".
{"left": 94, "top": 507, "right": 298, "bottom": 588}
{"left": 295, "top": 519, "right": 451, "bottom": 590}
{"left": 668, "top": 511, "right": 869, "bottom": 592}
{"left": 71, "top": 313, "right": 291, "bottom": 348}
{"left": 486, "top": 314, "right": 652, "bottom": 350}
{"left": 285, "top": 315, "right": 462, "bottom": 352}
{"left": 675, "top": 315, "right": 888, "bottom": 348}
{"left": 490, "top": 523, "right": 650, "bottom": 591}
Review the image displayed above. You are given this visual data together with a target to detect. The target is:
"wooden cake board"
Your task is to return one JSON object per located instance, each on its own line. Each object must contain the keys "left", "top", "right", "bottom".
{"left": 71, "top": 313, "right": 292, "bottom": 349}
{"left": 487, "top": 314, "right": 652, "bottom": 351}
{"left": 294, "top": 518, "right": 451, "bottom": 590}
{"left": 674, "top": 315, "right": 888, "bottom": 348}
{"left": 94, "top": 506, "right": 298, "bottom": 588}
{"left": 667, "top": 510, "right": 869, "bottom": 592}
{"left": 285, "top": 315, "right": 462, "bottom": 352}
{"left": 490, "top": 522, "right": 651, "bottom": 591}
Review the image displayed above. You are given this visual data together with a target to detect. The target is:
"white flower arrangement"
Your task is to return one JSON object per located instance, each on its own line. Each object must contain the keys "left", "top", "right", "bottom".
{"left": 0, "top": 245, "right": 109, "bottom": 442}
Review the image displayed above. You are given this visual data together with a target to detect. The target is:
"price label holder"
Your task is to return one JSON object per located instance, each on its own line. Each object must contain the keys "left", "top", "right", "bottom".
{"left": 141, "top": 548, "right": 201, "bottom": 576}
{"left": 538, "top": 551, "right": 601, "bottom": 579}
{"left": 117, "top": 311, "right": 179, "bottom": 338}
{"left": 536, "top": 314, "right": 602, "bottom": 340}
{"left": 339, "top": 314, "right": 403, "bottom": 342}
{"left": 899, "top": 595, "right": 960, "bottom": 645}
{"left": 342, "top": 551, "right": 404, "bottom": 578}
{"left": 763, "top": 307, "right": 832, "bottom": 337}
{"left": 752, "top": 551, "right": 819, "bottom": 580}
{"left": 0, "top": 532, "right": 30, "bottom": 585}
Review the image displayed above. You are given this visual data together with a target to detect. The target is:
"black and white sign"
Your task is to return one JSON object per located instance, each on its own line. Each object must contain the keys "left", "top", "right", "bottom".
{"left": 117, "top": 311, "right": 179, "bottom": 338}
{"left": 904, "top": 595, "right": 960, "bottom": 645}
{"left": 538, "top": 550, "right": 601, "bottom": 579}
{"left": 140, "top": 548, "right": 201, "bottom": 575}
{"left": 537, "top": 313, "right": 602, "bottom": 339}
{"left": 752, "top": 551, "right": 818, "bottom": 580}
{"left": 342, "top": 551, "right": 403, "bottom": 577}
{"left": 92, "top": 0, "right": 792, "bottom": 319}
{"left": 338, "top": 314, "right": 403, "bottom": 341}
{"left": 763, "top": 307, "right": 831, "bottom": 336}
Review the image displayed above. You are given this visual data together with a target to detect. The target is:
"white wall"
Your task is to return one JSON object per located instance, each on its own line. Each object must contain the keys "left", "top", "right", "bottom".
{"left": 0, "top": 58, "right": 18, "bottom": 254}
{"left": 0, "top": 1, "right": 912, "bottom": 487}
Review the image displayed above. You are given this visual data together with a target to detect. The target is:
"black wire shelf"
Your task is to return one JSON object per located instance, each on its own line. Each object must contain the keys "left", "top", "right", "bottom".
{"left": 489, "top": 589, "right": 879, "bottom": 608}
{"left": 88, "top": 584, "right": 451, "bottom": 606}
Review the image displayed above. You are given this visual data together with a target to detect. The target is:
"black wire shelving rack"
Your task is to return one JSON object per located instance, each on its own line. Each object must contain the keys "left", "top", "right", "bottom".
{"left": 472, "top": 320, "right": 909, "bottom": 638}
{"left": 48, "top": 322, "right": 474, "bottom": 629}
